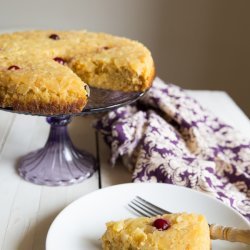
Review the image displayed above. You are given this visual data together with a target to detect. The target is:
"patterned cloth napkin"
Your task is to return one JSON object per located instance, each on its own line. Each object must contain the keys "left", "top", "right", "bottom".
{"left": 95, "top": 77, "right": 250, "bottom": 220}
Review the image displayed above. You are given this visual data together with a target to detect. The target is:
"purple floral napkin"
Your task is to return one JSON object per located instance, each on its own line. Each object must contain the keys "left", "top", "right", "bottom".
{"left": 95, "top": 77, "right": 250, "bottom": 220}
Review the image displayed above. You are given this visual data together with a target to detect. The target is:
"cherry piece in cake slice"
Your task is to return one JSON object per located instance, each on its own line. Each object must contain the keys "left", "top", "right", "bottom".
{"left": 153, "top": 218, "right": 170, "bottom": 231}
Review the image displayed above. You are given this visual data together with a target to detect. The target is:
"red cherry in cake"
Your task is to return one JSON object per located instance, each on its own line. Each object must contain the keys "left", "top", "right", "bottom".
{"left": 153, "top": 218, "right": 170, "bottom": 231}
{"left": 49, "top": 34, "right": 60, "bottom": 40}
{"left": 53, "top": 57, "right": 66, "bottom": 65}
{"left": 8, "top": 65, "right": 20, "bottom": 71}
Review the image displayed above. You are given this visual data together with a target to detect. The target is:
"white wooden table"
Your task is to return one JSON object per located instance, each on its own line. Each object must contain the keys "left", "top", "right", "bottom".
{"left": 0, "top": 91, "right": 249, "bottom": 250}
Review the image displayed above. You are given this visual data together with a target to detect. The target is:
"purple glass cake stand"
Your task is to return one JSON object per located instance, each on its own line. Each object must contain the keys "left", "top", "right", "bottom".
{"left": 0, "top": 87, "right": 144, "bottom": 186}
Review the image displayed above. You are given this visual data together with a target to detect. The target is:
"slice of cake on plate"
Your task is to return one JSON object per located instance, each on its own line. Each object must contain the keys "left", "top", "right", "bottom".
{"left": 102, "top": 213, "right": 210, "bottom": 250}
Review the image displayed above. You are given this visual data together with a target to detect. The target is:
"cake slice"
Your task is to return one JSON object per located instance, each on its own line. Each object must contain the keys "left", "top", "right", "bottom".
{"left": 102, "top": 213, "right": 210, "bottom": 250}
{"left": 0, "top": 53, "right": 89, "bottom": 114}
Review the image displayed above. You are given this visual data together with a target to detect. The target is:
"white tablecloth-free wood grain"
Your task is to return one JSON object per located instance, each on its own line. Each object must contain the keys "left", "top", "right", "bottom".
{"left": 0, "top": 91, "right": 249, "bottom": 250}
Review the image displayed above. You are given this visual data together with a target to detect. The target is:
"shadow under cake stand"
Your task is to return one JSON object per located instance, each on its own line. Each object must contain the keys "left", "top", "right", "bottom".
{"left": 0, "top": 88, "right": 144, "bottom": 186}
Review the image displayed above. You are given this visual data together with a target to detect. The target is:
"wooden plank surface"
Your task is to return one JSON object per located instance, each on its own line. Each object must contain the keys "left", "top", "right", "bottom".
{"left": 0, "top": 115, "right": 99, "bottom": 250}
{"left": 0, "top": 91, "right": 249, "bottom": 250}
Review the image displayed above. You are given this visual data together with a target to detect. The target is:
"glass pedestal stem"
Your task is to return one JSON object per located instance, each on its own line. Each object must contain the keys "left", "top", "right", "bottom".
{"left": 18, "top": 116, "right": 96, "bottom": 186}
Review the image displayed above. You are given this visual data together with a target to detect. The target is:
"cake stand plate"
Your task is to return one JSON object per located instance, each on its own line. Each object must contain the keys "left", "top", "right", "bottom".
{"left": 0, "top": 87, "right": 144, "bottom": 186}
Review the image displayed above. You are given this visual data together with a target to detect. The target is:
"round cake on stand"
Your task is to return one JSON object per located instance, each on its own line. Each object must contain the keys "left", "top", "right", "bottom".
{"left": 0, "top": 30, "right": 154, "bottom": 186}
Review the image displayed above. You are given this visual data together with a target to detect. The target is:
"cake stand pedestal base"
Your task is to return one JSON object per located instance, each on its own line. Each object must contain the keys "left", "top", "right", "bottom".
{"left": 18, "top": 116, "right": 96, "bottom": 186}
{"left": 1, "top": 87, "right": 144, "bottom": 186}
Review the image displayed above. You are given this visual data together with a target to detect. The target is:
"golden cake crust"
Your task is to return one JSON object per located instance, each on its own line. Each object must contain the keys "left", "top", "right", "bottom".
{"left": 102, "top": 213, "right": 211, "bottom": 250}
{"left": 0, "top": 30, "right": 155, "bottom": 115}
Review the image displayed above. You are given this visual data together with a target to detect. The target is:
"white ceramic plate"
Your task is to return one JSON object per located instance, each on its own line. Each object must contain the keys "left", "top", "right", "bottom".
{"left": 46, "top": 183, "right": 249, "bottom": 250}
